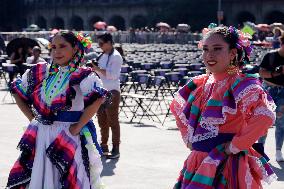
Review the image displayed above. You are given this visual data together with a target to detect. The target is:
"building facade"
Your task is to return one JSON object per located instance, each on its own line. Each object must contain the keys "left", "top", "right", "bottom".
{"left": 1, "top": 0, "right": 284, "bottom": 31}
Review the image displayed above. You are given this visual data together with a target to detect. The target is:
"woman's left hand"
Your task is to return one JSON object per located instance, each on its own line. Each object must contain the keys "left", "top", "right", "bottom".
{"left": 224, "top": 142, "right": 232, "bottom": 155}
{"left": 69, "top": 123, "right": 82, "bottom": 136}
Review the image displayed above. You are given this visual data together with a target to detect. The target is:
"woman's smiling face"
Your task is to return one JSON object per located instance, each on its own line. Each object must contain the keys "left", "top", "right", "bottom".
{"left": 51, "top": 35, "right": 77, "bottom": 67}
{"left": 202, "top": 33, "right": 236, "bottom": 74}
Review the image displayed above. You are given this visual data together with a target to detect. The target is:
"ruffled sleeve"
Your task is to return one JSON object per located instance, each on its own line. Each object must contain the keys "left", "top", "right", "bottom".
{"left": 229, "top": 75, "right": 276, "bottom": 154}
{"left": 79, "top": 72, "right": 108, "bottom": 107}
{"left": 10, "top": 63, "right": 46, "bottom": 104}
{"left": 10, "top": 69, "right": 30, "bottom": 103}
{"left": 170, "top": 75, "right": 207, "bottom": 145}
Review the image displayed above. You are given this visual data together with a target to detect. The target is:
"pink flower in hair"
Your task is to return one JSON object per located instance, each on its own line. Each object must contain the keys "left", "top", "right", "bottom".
{"left": 202, "top": 28, "right": 210, "bottom": 36}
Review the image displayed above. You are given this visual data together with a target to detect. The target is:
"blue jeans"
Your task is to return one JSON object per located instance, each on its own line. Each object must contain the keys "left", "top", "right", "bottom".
{"left": 259, "top": 84, "right": 284, "bottom": 151}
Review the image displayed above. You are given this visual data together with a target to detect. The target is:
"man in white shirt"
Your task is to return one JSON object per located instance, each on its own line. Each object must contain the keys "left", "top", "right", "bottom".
{"left": 92, "top": 33, "right": 123, "bottom": 159}
{"left": 26, "top": 46, "right": 46, "bottom": 64}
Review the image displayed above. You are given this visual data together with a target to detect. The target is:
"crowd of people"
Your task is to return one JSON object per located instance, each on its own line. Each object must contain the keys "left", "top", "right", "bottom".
{"left": 1, "top": 23, "right": 284, "bottom": 189}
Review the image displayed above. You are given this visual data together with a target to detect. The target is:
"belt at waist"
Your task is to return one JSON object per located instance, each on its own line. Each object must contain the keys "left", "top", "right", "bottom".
{"left": 192, "top": 133, "right": 235, "bottom": 152}
{"left": 53, "top": 111, "right": 83, "bottom": 122}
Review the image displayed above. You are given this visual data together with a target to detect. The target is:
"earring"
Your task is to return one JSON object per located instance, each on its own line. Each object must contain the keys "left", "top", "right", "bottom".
{"left": 227, "top": 60, "right": 239, "bottom": 75}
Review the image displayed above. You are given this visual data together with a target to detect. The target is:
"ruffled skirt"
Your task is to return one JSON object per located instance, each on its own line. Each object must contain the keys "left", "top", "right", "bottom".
{"left": 174, "top": 145, "right": 277, "bottom": 189}
{"left": 6, "top": 119, "right": 104, "bottom": 189}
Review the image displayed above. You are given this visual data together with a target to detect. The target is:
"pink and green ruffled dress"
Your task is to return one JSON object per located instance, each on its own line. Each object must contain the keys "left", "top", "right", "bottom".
{"left": 170, "top": 72, "right": 277, "bottom": 189}
{"left": 7, "top": 63, "right": 107, "bottom": 189}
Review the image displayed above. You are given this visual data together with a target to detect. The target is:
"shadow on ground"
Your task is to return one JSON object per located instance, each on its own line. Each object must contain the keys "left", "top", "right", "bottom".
{"left": 101, "top": 158, "right": 119, "bottom": 177}
{"left": 271, "top": 162, "right": 284, "bottom": 181}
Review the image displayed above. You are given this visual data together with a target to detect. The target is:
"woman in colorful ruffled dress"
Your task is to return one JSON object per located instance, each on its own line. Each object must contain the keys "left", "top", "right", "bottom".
{"left": 6, "top": 31, "right": 107, "bottom": 189}
{"left": 170, "top": 25, "right": 277, "bottom": 189}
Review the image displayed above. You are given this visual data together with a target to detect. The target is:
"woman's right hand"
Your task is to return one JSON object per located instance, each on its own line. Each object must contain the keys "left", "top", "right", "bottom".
{"left": 28, "top": 116, "right": 35, "bottom": 122}
{"left": 187, "top": 142, "right": 193, "bottom": 150}
{"left": 224, "top": 142, "right": 232, "bottom": 155}
{"left": 69, "top": 123, "right": 82, "bottom": 136}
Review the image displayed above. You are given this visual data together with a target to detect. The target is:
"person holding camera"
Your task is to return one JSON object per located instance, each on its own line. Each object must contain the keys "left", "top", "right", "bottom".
{"left": 92, "top": 33, "right": 123, "bottom": 159}
{"left": 259, "top": 33, "right": 284, "bottom": 162}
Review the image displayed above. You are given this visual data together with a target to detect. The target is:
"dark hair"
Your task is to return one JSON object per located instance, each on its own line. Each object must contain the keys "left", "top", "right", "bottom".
{"left": 51, "top": 31, "right": 84, "bottom": 69}
{"left": 97, "top": 33, "right": 114, "bottom": 44}
{"left": 54, "top": 31, "right": 79, "bottom": 48}
{"left": 204, "top": 26, "right": 250, "bottom": 67}
{"left": 32, "top": 46, "right": 41, "bottom": 53}
{"left": 114, "top": 44, "right": 124, "bottom": 57}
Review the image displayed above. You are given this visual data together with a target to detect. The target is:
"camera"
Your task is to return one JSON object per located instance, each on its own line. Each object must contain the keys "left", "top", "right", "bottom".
{"left": 86, "top": 60, "right": 98, "bottom": 68}
{"left": 92, "top": 59, "right": 99, "bottom": 66}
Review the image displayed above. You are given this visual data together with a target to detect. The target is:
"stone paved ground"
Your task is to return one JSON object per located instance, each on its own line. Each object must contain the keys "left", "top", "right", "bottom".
{"left": 0, "top": 89, "right": 283, "bottom": 189}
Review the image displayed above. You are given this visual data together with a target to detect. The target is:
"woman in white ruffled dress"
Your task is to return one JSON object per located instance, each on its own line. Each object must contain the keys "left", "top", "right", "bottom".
{"left": 6, "top": 31, "right": 107, "bottom": 189}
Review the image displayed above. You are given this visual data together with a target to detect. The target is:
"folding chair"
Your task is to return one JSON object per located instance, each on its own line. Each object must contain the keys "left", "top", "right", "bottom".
{"left": 1, "top": 63, "right": 17, "bottom": 103}
{"left": 160, "top": 61, "right": 174, "bottom": 69}
{"left": 154, "top": 69, "right": 171, "bottom": 77}
{"left": 189, "top": 63, "right": 203, "bottom": 71}
{"left": 188, "top": 71, "right": 203, "bottom": 77}
{"left": 121, "top": 64, "right": 132, "bottom": 73}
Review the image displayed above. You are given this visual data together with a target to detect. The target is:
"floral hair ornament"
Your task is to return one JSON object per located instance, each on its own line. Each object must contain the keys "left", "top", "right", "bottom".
{"left": 198, "top": 24, "right": 253, "bottom": 64}
{"left": 73, "top": 32, "right": 92, "bottom": 53}
{"left": 227, "top": 26, "right": 253, "bottom": 64}
{"left": 198, "top": 23, "right": 218, "bottom": 48}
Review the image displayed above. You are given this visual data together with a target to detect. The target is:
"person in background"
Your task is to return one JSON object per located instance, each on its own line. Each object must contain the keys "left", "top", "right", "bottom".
{"left": 114, "top": 44, "right": 126, "bottom": 63}
{"left": 84, "top": 47, "right": 99, "bottom": 66}
{"left": 9, "top": 47, "right": 26, "bottom": 83}
{"left": 0, "top": 34, "right": 6, "bottom": 55}
{"left": 259, "top": 32, "right": 284, "bottom": 162}
{"left": 272, "top": 27, "right": 283, "bottom": 49}
{"left": 26, "top": 46, "right": 46, "bottom": 64}
{"left": 92, "top": 33, "right": 123, "bottom": 159}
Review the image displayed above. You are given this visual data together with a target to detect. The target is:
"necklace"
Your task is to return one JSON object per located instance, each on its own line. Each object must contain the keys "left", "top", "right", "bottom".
{"left": 42, "top": 67, "right": 71, "bottom": 105}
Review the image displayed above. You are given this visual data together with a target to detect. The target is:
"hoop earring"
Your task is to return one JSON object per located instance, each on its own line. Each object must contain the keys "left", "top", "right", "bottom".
{"left": 227, "top": 60, "right": 239, "bottom": 75}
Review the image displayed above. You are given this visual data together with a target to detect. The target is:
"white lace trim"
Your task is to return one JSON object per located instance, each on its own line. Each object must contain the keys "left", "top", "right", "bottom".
{"left": 201, "top": 83, "right": 276, "bottom": 126}
{"left": 84, "top": 134, "right": 105, "bottom": 189}
{"left": 202, "top": 156, "right": 220, "bottom": 166}
{"left": 173, "top": 93, "right": 218, "bottom": 143}
{"left": 248, "top": 155, "right": 278, "bottom": 185}
{"left": 254, "top": 106, "right": 276, "bottom": 123}
{"left": 234, "top": 84, "right": 262, "bottom": 102}
{"left": 173, "top": 93, "right": 194, "bottom": 143}
{"left": 241, "top": 93, "right": 260, "bottom": 113}
{"left": 245, "top": 165, "right": 253, "bottom": 189}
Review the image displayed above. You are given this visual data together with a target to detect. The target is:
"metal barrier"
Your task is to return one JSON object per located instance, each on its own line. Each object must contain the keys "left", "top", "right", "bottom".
{"left": 0, "top": 31, "right": 201, "bottom": 44}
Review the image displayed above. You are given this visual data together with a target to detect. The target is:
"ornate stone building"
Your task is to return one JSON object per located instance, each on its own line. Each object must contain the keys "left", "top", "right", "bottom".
{"left": 1, "top": 0, "right": 284, "bottom": 31}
